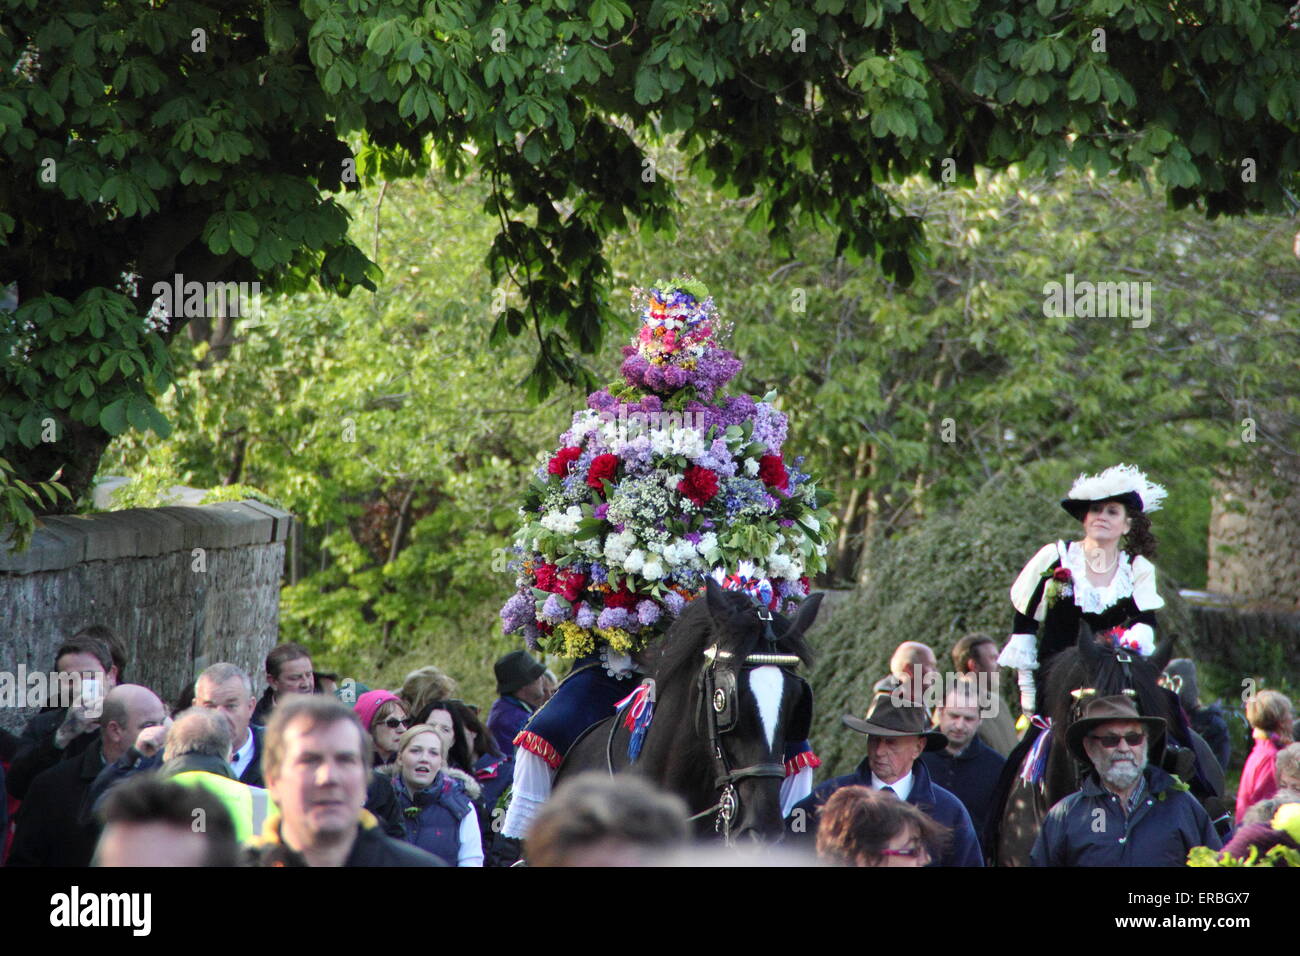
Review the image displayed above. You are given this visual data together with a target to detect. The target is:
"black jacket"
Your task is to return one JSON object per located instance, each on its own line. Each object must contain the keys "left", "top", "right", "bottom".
{"left": 919, "top": 737, "right": 1007, "bottom": 844}
{"left": 241, "top": 811, "right": 446, "bottom": 867}
{"left": 5, "top": 709, "right": 98, "bottom": 801}
{"left": 8, "top": 739, "right": 106, "bottom": 867}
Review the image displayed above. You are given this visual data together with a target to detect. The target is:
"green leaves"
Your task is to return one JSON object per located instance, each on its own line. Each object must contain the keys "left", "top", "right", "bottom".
{"left": 203, "top": 211, "right": 260, "bottom": 256}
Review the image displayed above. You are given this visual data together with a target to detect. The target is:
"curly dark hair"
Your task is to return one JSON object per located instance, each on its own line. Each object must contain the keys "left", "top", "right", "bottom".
{"left": 1122, "top": 508, "right": 1158, "bottom": 559}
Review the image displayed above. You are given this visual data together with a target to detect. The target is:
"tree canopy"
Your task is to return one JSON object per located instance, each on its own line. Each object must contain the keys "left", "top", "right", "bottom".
{"left": 96, "top": 161, "right": 1300, "bottom": 693}
{"left": 5, "top": 0, "right": 1300, "bottom": 537}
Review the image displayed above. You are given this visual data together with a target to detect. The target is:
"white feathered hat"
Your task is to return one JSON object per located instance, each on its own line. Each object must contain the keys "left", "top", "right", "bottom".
{"left": 1061, "top": 464, "right": 1167, "bottom": 520}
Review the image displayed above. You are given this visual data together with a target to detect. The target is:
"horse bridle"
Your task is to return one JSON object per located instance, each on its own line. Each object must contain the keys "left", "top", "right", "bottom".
{"left": 689, "top": 606, "right": 805, "bottom": 842}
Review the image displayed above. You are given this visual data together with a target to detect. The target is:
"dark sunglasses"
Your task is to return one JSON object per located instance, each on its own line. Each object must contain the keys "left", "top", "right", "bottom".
{"left": 379, "top": 717, "right": 409, "bottom": 730}
{"left": 1088, "top": 732, "right": 1145, "bottom": 749}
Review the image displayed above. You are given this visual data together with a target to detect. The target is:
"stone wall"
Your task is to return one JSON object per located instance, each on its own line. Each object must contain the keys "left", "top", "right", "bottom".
{"left": 0, "top": 501, "right": 292, "bottom": 734}
{"left": 1207, "top": 466, "right": 1300, "bottom": 611}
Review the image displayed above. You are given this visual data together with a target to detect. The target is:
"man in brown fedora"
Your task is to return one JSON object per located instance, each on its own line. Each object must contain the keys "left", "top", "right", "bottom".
{"left": 787, "top": 692, "right": 983, "bottom": 866}
{"left": 1031, "top": 695, "right": 1221, "bottom": 866}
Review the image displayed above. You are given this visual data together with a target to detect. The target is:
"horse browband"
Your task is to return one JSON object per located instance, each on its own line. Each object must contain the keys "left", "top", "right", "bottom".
{"left": 704, "top": 645, "right": 803, "bottom": 668}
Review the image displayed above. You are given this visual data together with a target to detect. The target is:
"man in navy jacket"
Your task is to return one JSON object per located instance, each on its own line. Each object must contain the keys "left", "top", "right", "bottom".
{"left": 1031, "top": 695, "right": 1221, "bottom": 866}
{"left": 920, "top": 678, "right": 1006, "bottom": 845}
{"left": 788, "top": 691, "right": 983, "bottom": 867}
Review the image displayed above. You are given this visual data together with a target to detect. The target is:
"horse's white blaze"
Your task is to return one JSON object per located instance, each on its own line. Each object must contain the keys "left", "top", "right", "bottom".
{"left": 749, "top": 666, "right": 784, "bottom": 752}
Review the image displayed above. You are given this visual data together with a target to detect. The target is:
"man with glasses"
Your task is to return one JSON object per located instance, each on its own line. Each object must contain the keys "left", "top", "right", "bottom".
{"left": 1032, "top": 695, "right": 1221, "bottom": 866}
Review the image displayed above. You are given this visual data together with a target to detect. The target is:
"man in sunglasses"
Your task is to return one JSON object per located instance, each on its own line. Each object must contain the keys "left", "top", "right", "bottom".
{"left": 1031, "top": 695, "right": 1221, "bottom": 866}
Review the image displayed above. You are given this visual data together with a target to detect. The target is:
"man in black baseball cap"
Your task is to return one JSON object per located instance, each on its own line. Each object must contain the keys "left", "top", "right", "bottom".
{"left": 486, "top": 651, "right": 547, "bottom": 755}
{"left": 787, "top": 691, "right": 983, "bottom": 866}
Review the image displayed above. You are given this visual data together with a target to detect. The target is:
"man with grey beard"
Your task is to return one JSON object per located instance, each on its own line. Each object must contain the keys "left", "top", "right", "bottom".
{"left": 1031, "top": 695, "right": 1221, "bottom": 866}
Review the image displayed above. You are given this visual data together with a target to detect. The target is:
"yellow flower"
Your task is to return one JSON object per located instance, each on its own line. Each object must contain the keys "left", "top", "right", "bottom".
{"left": 557, "top": 621, "right": 595, "bottom": 658}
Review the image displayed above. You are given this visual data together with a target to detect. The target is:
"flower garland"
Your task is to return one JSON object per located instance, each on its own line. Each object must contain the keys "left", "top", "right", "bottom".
{"left": 499, "top": 278, "right": 833, "bottom": 657}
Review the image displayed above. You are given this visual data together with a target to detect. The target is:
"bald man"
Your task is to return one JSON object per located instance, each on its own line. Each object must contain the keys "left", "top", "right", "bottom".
{"left": 9, "top": 684, "right": 167, "bottom": 867}
{"left": 874, "top": 642, "right": 939, "bottom": 711}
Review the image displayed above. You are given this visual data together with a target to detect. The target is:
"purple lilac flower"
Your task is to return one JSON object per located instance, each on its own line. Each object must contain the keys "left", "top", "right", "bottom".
{"left": 752, "top": 403, "right": 788, "bottom": 453}
{"left": 662, "top": 364, "right": 688, "bottom": 389}
{"left": 636, "top": 600, "right": 661, "bottom": 626}
{"left": 575, "top": 603, "right": 597, "bottom": 627}
{"left": 588, "top": 390, "right": 617, "bottom": 414}
{"left": 779, "top": 518, "right": 794, "bottom": 527}
{"left": 662, "top": 590, "right": 687, "bottom": 617}
{"left": 722, "top": 477, "right": 774, "bottom": 517}
{"left": 593, "top": 503, "right": 609, "bottom": 520}
{"left": 683, "top": 531, "right": 702, "bottom": 545}
{"left": 540, "top": 593, "right": 571, "bottom": 623}
{"left": 615, "top": 435, "right": 653, "bottom": 474}
{"left": 522, "top": 622, "right": 540, "bottom": 649}
{"left": 589, "top": 563, "right": 609, "bottom": 585}
{"left": 689, "top": 349, "right": 742, "bottom": 399}
{"left": 720, "top": 394, "right": 757, "bottom": 428}
{"left": 500, "top": 592, "right": 535, "bottom": 634}
{"left": 597, "top": 607, "right": 630, "bottom": 629}
{"left": 694, "top": 436, "right": 737, "bottom": 476}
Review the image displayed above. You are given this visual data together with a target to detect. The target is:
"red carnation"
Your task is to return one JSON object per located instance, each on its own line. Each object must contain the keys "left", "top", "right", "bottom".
{"left": 548, "top": 446, "right": 582, "bottom": 476}
{"left": 604, "top": 585, "right": 637, "bottom": 610}
{"left": 586, "top": 454, "right": 620, "bottom": 493}
{"left": 534, "top": 563, "right": 559, "bottom": 593}
{"left": 758, "top": 455, "right": 789, "bottom": 491}
{"left": 557, "top": 568, "right": 587, "bottom": 603}
{"left": 678, "top": 465, "right": 720, "bottom": 506}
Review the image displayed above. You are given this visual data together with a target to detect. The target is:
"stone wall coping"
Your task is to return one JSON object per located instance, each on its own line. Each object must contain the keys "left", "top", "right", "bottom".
{"left": 0, "top": 501, "right": 295, "bottom": 574}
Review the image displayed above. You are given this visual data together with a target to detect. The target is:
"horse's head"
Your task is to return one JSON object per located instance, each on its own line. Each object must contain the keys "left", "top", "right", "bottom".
{"left": 688, "top": 576, "right": 823, "bottom": 843}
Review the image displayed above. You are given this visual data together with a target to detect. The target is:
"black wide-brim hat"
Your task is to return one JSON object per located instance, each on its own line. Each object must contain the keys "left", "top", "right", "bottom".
{"left": 842, "top": 691, "right": 947, "bottom": 752}
{"left": 1065, "top": 694, "right": 1166, "bottom": 764}
{"left": 495, "top": 649, "right": 546, "bottom": 696}
{"left": 1061, "top": 491, "right": 1143, "bottom": 522}
{"left": 1060, "top": 464, "right": 1166, "bottom": 521}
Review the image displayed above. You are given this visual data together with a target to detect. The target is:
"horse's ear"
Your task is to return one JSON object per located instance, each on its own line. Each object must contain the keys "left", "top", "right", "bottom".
{"left": 703, "top": 576, "right": 731, "bottom": 624}
{"left": 1077, "top": 619, "right": 1100, "bottom": 666}
{"left": 1149, "top": 635, "right": 1175, "bottom": 674}
{"left": 790, "top": 592, "right": 824, "bottom": 637}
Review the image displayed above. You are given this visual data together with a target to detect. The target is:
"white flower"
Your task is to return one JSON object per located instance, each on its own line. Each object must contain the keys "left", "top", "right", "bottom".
{"left": 669, "top": 427, "right": 706, "bottom": 459}
{"left": 649, "top": 429, "right": 672, "bottom": 456}
{"left": 604, "top": 530, "right": 636, "bottom": 564}
{"left": 768, "top": 553, "right": 794, "bottom": 579}
{"left": 576, "top": 537, "right": 602, "bottom": 557}
{"left": 642, "top": 558, "right": 666, "bottom": 580}
{"left": 744, "top": 458, "right": 759, "bottom": 476}
{"left": 539, "top": 505, "right": 582, "bottom": 535}
{"left": 623, "top": 549, "right": 646, "bottom": 574}
{"left": 663, "top": 472, "right": 683, "bottom": 493}
{"left": 802, "top": 515, "right": 820, "bottom": 532}
{"left": 569, "top": 410, "right": 602, "bottom": 442}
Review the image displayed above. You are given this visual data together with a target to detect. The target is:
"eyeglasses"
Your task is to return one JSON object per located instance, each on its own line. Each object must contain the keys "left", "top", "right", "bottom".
{"left": 880, "top": 843, "right": 925, "bottom": 858}
{"left": 1088, "top": 732, "right": 1145, "bottom": 748}
{"left": 379, "top": 717, "right": 409, "bottom": 730}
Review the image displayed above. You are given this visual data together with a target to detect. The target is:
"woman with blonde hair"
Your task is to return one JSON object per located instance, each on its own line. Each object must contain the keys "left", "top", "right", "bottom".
{"left": 385, "top": 724, "right": 483, "bottom": 866}
{"left": 1237, "top": 690, "right": 1295, "bottom": 824}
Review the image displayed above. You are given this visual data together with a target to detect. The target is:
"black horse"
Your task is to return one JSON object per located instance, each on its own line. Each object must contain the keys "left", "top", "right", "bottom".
{"left": 556, "top": 577, "right": 823, "bottom": 843}
{"left": 987, "top": 622, "right": 1226, "bottom": 866}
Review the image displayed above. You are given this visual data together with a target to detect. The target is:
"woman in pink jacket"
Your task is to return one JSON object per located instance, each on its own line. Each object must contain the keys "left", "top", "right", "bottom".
{"left": 1236, "top": 690, "right": 1295, "bottom": 824}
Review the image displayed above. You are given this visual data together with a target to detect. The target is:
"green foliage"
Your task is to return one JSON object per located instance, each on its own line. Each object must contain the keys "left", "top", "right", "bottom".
{"left": 0, "top": 456, "right": 69, "bottom": 551}
{"left": 7, "top": 0, "right": 1300, "bottom": 539}
{"left": 1188, "top": 843, "right": 1300, "bottom": 867}
{"left": 805, "top": 467, "right": 1198, "bottom": 780}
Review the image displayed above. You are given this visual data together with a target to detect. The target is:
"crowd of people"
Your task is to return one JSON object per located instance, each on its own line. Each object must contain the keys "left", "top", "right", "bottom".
{"left": 1, "top": 465, "right": 1296, "bottom": 868}
{"left": 1, "top": 622, "right": 1295, "bottom": 868}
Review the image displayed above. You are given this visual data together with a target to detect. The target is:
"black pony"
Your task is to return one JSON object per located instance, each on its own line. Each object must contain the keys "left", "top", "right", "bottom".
{"left": 987, "top": 622, "right": 1226, "bottom": 866}
{"left": 557, "top": 577, "right": 823, "bottom": 843}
